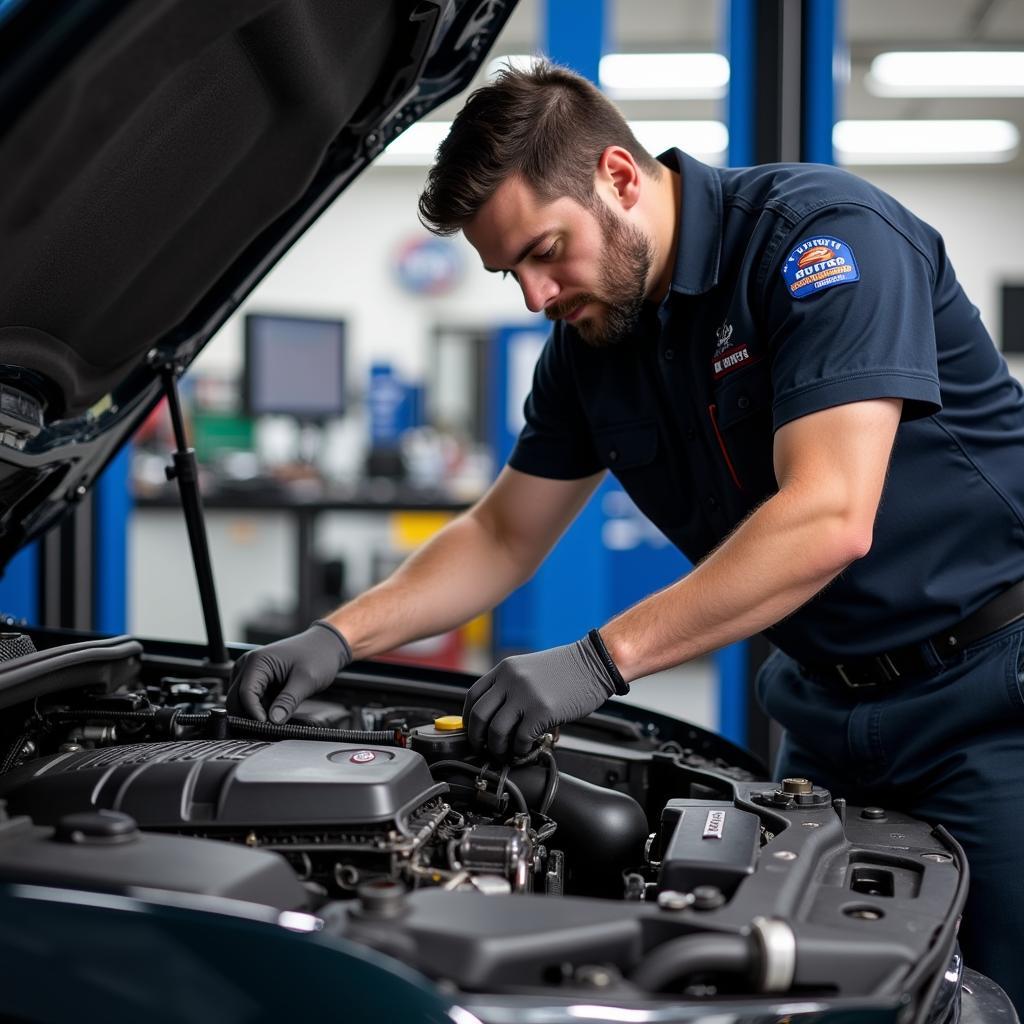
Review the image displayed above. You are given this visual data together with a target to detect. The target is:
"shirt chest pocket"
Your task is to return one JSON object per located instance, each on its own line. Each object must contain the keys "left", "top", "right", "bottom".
{"left": 709, "top": 368, "right": 778, "bottom": 499}
{"left": 593, "top": 419, "right": 685, "bottom": 529}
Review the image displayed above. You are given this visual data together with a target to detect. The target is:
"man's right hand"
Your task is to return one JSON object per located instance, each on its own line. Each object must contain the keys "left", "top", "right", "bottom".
{"left": 227, "top": 620, "right": 352, "bottom": 723}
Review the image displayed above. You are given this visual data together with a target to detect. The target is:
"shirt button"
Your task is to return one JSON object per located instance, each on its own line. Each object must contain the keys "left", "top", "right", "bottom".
{"left": 737, "top": 395, "right": 750, "bottom": 410}
{"left": 608, "top": 448, "right": 618, "bottom": 462}
{"left": 705, "top": 496, "right": 719, "bottom": 511}
{"left": 664, "top": 348, "right": 675, "bottom": 361}
{"left": 685, "top": 427, "right": 696, "bottom": 441}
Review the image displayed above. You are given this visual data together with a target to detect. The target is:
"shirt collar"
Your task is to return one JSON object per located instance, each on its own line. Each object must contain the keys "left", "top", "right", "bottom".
{"left": 657, "top": 148, "right": 723, "bottom": 296}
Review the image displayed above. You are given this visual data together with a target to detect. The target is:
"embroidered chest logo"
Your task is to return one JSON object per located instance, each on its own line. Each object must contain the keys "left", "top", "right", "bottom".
{"left": 711, "top": 320, "right": 757, "bottom": 380}
{"left": 782, "top": 235, "right": 860, "bottom": 299}
{"left": 713, "top": 321, "right": 733, "bottom": 354}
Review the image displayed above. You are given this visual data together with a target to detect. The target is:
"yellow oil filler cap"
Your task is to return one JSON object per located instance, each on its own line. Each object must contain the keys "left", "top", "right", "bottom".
{"left": 433, "top": 715, "right": 464, "bottom": 732}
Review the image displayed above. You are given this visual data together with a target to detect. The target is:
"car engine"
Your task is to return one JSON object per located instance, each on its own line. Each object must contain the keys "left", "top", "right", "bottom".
{"left": 0, "top": 630, "right": 987, "bottom": 1020}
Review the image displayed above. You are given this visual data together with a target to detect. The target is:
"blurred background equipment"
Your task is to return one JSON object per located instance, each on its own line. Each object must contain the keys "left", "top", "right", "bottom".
{"left": 244, "top": 313, "right": 347, "bottom": 422}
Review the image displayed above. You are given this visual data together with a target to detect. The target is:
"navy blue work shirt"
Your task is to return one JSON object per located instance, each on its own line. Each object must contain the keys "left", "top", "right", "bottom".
{"left": 508, "top": 150, "right": 1024, "bottom": 663}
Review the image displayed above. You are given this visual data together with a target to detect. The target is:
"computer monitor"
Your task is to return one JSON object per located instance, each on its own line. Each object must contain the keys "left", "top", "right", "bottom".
{"left": 243, "top": 313, "right": 346, "bottom": 420}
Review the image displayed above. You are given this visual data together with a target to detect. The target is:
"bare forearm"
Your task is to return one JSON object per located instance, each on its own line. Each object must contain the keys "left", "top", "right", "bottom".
{"left": 602, "top": 487, "right": 868, "bottom": 681}
{"left": 323, "top": 511, "right": 534, "bottom": 659}
{"left": 602, "top": 400, "right": 903, "bottom": 681}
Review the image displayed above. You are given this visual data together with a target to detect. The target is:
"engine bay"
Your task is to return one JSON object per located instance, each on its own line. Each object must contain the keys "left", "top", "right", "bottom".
{"left": 0, "top": 630, "right": 972, "bottom": 1018}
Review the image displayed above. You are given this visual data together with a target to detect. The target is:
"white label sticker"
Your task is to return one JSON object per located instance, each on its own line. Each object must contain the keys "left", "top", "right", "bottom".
{"left": 703, "top": 809, "right": 726, "bottom": 839}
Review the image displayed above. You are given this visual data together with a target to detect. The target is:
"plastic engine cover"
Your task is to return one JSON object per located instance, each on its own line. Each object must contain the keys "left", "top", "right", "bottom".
{"left": 658, "top": 798, "right": 760, "bottom": 897}
{"left": 0, "top": 739, "right": 444, "bottom": 828}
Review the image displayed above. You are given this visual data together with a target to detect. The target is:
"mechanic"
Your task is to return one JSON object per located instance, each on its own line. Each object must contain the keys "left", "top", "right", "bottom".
{"left": 229, "top": 62, "right": 1024, "bottom": 1009}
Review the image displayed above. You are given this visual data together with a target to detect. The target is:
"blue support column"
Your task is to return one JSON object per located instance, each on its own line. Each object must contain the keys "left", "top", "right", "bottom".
{"left": 802, "top": 0, "right": 840, "bottom": 164}
{"left": 719, "top": 0, "right": 844, "bottom": 754}
{"left": 726, "top": 0, "right": 756, "bottom": 167}
{"left": 714, "top": 642, "right": 748, "bottom": 744}
{"left": 544, "top": 0, "right": 605, "bottom": 81}
{"left": 0, "top": 543, "right": 39, "bottom": 624}
{"left": 715, "top": 0, "right": 763, "bottom": 747}
{"left": 486, "top": 1, "right": 610, "bottom": 656}
{"left": 94, "top": 444, "right": 132, "bottom": 635}
{"left": 539, "top": 0, "right": 608, "bottom": 644}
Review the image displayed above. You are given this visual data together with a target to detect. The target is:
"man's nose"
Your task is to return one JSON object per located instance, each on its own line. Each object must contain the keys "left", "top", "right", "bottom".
{"left": 520, "top": 271, "right": 558, "bottom": 314}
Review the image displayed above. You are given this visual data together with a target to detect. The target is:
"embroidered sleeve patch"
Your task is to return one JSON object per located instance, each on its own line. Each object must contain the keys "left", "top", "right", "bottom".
{"left": 781, "top": 235, "right": 859, "bottom": 299}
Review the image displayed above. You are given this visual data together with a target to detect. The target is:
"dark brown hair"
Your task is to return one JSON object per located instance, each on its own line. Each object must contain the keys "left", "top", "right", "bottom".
{"left": 417, "top": 60, "right": 661, "bottom": 236}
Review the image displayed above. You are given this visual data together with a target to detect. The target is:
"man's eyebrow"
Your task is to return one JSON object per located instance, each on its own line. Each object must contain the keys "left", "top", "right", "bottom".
{"left": 483, "top": 231, "right": 551, "bottom": 273}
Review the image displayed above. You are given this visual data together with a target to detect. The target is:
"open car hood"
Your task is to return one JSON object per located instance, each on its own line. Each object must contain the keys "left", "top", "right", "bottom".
{"left": 0, "top": 0, "right": 513, "bottom": 570}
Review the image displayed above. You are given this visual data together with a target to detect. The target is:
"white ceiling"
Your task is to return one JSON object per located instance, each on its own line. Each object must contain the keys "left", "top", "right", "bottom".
{"left": 845, "top": 0, "right": 1024, "bottom": 136}
{"left": 430, "top": 0, "right": 1024, "bottom": 171}
{"left": 494, "top": 0, "right": 1024, "bottom": 56}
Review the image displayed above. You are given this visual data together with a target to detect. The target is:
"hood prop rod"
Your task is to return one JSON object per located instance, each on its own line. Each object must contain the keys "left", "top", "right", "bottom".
{"left": 159, "top": 363, "right": 231, "bottom": 672}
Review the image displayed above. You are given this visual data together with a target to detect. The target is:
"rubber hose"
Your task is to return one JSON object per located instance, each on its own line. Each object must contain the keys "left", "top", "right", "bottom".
{"left": 537, "top": 748, "right": 559, "bottom": 816}
{"left": 429, "top": 759, "right": 529, "bottom": 815}
{"left": 630, "top": 933, "right": 756, "bottom": 992}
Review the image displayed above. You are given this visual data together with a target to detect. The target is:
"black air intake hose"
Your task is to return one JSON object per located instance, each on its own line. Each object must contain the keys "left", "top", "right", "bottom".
{"left": 513, "top": 764, "right": 648, "bottom": 895}
{"left": 433, "top": 760, "right": 648, "bottom": 897}
{"left": 630, "top": 932, "right": 757, "bottom": 992}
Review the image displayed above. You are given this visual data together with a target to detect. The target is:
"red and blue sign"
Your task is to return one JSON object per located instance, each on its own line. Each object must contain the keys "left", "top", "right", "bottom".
{"left": 782, "top": 235, "right": 859, "bottom": 299}
{"left": 394, "top": 235, "right": 462, "bottom": 296}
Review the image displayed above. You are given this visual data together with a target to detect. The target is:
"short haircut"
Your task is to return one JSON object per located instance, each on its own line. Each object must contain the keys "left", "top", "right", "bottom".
{"left": 417, "top": 60, "right": 661, "bottom": 236}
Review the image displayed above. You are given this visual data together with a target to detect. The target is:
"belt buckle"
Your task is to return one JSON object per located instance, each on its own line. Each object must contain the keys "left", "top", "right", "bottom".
{"left": 836, "top": 654, "right": 901, "bottom": 689}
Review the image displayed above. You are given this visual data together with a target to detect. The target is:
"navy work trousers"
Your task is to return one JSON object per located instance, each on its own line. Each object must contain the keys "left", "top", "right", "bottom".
{"left": 756, "top": 621, "right": 1024, "bottom": 1016}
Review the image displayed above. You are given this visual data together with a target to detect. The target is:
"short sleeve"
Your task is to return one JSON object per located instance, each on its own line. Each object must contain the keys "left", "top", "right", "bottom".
{"left": 507, "top": 328, "right": 603, "bottom": 479}
{"left": 762, "top": 204, "right": 943, "bottom": 431}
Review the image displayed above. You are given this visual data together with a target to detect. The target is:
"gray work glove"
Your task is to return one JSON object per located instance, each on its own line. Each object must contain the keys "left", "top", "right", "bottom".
{"left": 227, "top": 620, "right": 352, "bottom": 723}
{"left": 463, "top": 630, "right": 629, "bottom": 759}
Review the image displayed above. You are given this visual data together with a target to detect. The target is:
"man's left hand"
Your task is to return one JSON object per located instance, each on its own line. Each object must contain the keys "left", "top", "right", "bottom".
{"left": 463, "top": 633, "right": 626, "bottom": 759}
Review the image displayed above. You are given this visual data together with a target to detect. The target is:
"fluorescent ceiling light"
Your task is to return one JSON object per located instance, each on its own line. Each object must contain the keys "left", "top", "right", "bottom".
{"left": 867, "top": 51, "right": 1024, "bottom": 97}
{"left": 630, "top": 121, "right": 728, "bottom": 164}
{"left": 834, "top": 119, "right": 1020, "bottom": 164}
{"left": 488, "top": 53, "right": 729, "bottom": 99}
{"left": 380, "top": 120, "right": 728, "bottom": 167}
{"left": 378, "top": 122, "right": 452, "bottom": 166}
{"left": 601, "top": 53, "right": 729, "bottom": 99}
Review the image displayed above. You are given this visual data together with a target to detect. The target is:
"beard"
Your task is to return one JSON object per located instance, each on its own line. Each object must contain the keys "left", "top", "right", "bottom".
{"left": 546, "top": 200, "right": 654, "bottom": 348}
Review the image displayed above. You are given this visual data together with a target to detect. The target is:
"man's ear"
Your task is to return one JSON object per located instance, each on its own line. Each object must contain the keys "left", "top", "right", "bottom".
{"left": 596, "top": 146, "right": 641, "bottom": 211}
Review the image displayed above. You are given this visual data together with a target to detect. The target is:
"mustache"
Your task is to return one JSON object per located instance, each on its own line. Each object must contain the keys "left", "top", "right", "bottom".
{"left": 545, "top": 295, "right": 596, "bottom": 321}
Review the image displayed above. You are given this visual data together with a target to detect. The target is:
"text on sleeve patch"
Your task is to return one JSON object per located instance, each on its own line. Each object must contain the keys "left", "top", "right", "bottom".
{"left": 782, "top": 236, "right": 860, "bottom": 299}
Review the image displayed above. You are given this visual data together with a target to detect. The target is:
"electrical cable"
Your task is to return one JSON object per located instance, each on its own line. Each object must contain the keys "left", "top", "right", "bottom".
{"left": 537, "top": 747, "right": 559, "bottom": 816}
{"left": 492, "top": 762, "right": 510, "bottom": 808}
{"left": 429, "top": 759, "right": 529, "bottom": 815}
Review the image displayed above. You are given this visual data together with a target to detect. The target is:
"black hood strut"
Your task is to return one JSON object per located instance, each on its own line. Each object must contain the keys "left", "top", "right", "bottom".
{"left": 158, "top": 362, "right": 230, "bottom": 673}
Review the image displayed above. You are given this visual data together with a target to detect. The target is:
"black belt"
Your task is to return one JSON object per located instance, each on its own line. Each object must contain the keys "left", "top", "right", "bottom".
{"left": 801, "top": 578, "right": 1024, "bottom": 689}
